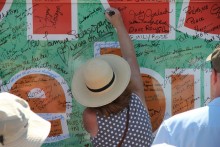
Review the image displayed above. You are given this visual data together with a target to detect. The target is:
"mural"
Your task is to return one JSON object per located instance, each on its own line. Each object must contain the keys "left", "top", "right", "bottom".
{"left": 0, "top": 0, "right": 219, "bottom": 146}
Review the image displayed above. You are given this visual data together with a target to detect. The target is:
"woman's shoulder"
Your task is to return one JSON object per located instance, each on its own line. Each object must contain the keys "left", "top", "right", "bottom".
{"left": 83, "top": 107, "right": 96, "bottom": 115}
{"left": 130, "top": 93, "right": 149, "bottom": 113}
{"left": 131, "top": 93, "right": 142, "bottom": 102}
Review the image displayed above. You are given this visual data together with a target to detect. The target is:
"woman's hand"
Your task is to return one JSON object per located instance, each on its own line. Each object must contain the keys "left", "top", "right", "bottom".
{"left": 105, "top": 7, "right": 124, "bottom": 30}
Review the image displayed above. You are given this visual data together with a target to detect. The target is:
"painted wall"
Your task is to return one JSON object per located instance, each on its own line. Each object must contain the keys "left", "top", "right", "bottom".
{"left": 0, "top": 0, "right": 219, "bottom": 146}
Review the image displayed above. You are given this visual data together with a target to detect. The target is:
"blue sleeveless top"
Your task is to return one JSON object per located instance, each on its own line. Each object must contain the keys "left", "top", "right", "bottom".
{"left": 91, "top": 93, "right": 153, "bottom": 147}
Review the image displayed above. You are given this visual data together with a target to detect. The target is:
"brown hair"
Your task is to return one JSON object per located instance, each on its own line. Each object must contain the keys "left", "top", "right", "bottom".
{"left": 91, "top": 84, "right": 132, "bottom": 117}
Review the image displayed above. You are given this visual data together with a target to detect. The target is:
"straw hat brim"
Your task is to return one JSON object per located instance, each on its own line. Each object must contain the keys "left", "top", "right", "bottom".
{"left": 71, "top": 54, "right": 131, "bottom": 107}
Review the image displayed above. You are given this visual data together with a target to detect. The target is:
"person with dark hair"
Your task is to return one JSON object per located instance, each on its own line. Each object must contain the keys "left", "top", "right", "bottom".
{"left": 0, "top": 92, "right": 51, "bottom": 147}
{"left": 153, "top": 46, "right": 220, "bottom": 147}
{"left": 71, "top": 7, "right": 153, "bottom": 147}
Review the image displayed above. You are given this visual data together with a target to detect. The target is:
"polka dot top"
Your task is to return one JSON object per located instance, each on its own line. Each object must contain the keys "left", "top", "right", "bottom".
{"left": 91, "top": 93, "right": 153, "bottom": 147}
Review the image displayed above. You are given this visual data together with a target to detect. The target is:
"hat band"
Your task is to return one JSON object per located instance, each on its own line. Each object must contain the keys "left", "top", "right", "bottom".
{"left": 87, "top": 72, "right": 115, "bottom": 92}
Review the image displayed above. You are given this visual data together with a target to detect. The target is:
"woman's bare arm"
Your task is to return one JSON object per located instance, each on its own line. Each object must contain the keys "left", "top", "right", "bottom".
{"left": 105, "top": 8, "right": 147, "bottom": 109}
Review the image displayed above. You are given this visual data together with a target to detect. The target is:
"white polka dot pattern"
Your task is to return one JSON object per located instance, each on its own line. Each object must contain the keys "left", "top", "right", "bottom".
{"left": 91, "top": 93, "right": 153, "bottom": 147}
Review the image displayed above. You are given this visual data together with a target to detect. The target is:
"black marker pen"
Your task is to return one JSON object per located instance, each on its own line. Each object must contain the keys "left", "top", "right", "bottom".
{"left": 105, "top": 10, "right": 115, "bottom": 16}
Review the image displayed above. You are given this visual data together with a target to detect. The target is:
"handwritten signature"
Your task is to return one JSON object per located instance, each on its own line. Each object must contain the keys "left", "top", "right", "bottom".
{"left": 129, "top": 8, "right": 172, "bottom": 22}
{"left": 210, "top": 4, "right": 220, "bottom": 18}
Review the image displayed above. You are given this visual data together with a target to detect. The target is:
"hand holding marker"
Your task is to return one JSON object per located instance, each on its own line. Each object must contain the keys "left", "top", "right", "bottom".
{"left": 105, "top": 9, "right": 117, "bottom": 32}
{"left": 105, "top": 9, "right": 115, "bottom": 16}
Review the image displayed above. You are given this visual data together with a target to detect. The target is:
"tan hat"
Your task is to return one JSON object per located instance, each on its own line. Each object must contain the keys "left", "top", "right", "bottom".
{"left": 0, "top": 92, "right": 51, "bottom": 147}
{"left": 71, "top": 54, "right": 131, "bottom": 107}
{"left": 206, "top": 46, "right": 220, "bottom": 72}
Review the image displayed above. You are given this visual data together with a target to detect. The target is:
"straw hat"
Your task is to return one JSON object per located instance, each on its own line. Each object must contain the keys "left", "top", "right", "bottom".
{"left": 71, "top": 54, "right": 131, "bottom": 107}
{"left": 0, "top": 92, "right": 51, "bottom": 147}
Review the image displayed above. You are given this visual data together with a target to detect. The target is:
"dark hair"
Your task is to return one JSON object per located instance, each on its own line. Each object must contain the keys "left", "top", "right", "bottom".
{"left": 211, "top": 61, "right": 213, "bottom": 69}
{"left": 91, "top": 83, "right": 132, "bottom": 117}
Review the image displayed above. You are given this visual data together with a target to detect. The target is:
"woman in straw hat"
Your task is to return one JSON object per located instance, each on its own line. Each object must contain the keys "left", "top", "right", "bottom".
{"left": 71, "top": 7, "right": 153, "bottom": 147}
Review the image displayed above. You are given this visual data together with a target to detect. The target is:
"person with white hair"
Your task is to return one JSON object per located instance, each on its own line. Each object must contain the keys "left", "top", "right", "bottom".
{"left": 0, "top": 92, "right": 51, "bottom": 147}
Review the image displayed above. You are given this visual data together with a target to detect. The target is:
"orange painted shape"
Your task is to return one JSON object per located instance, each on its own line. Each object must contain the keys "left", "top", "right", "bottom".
{"left": 100, "top": 48, "right": 122, "bottom": 56}
{"left": 142, "top": 73, "right": 166, "bottom": 132}
{"left": 184, "top": 0, "right": 220, "bottom": 34}
{"left": 10, "top": 74, "right": 66, "bottom": 113}
{"left": 0, "top": 0, "right": 6, "bottom": 11}
{"left": 171, "top": 75, "right": 194, "bottom": 115}
{"left": 32, "top": 0, "right": 72, "bottom": 34}
{"left": 108, "top": 1, "right": 170, "bottom": 34}
{"left": 48, "top": 119, "right": 63, "bottom": 137}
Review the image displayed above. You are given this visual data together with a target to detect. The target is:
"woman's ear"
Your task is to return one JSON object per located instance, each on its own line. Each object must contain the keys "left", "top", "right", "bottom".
{"left": 212, "top": 69, "right": 218, "bottom": 85}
